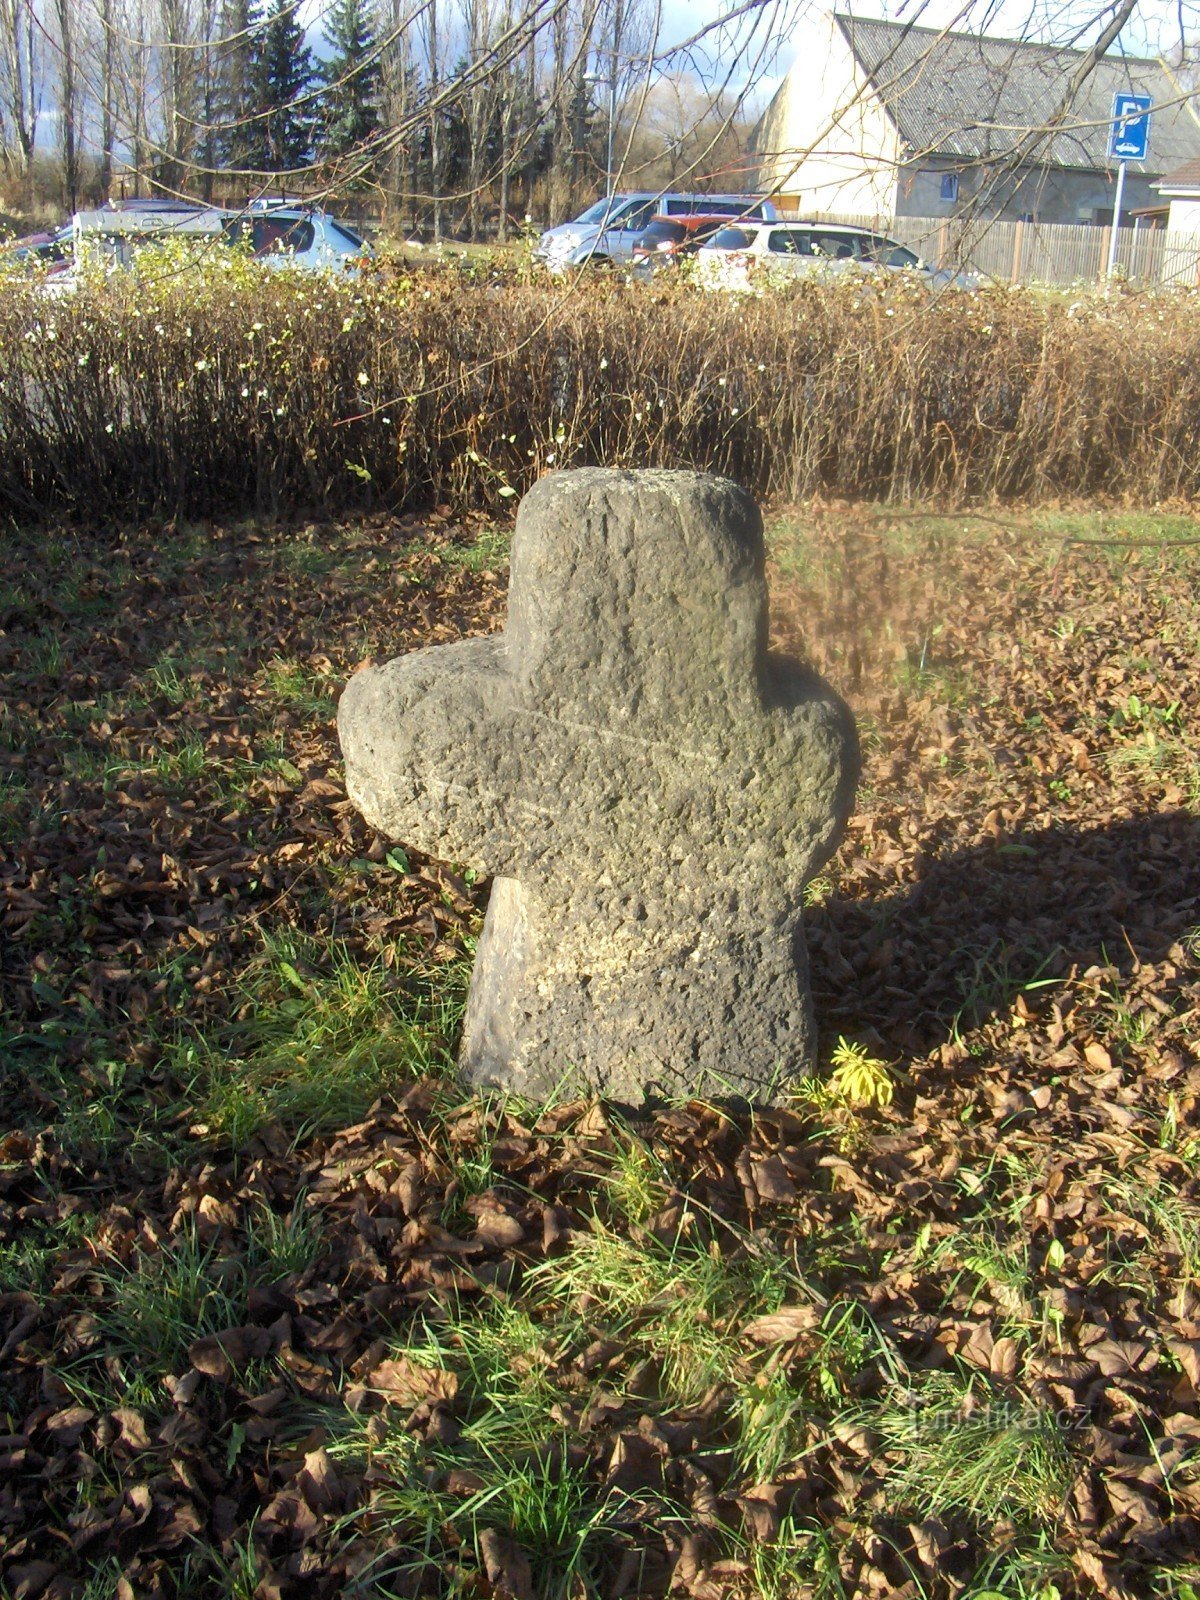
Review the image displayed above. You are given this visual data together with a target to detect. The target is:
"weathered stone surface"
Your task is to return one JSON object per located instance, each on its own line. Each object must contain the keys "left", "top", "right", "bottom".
{"left": 338, "top": 468, "right": 857, "bottom": 1102}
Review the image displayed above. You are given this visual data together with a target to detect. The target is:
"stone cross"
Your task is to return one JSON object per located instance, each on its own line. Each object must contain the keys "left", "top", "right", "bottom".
{"left": 338, "top": 468, "right": 857, "bottom": 1103}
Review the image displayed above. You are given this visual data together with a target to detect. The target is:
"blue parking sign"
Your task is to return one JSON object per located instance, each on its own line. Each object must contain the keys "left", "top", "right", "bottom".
{"left": 1110, "top": 92, "right": 1151, "bottom": 161}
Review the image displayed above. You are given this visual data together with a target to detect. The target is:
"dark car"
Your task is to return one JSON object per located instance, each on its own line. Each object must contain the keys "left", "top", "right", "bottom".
{"left": 631, "top": 213, "right": 745, "bottom": 275}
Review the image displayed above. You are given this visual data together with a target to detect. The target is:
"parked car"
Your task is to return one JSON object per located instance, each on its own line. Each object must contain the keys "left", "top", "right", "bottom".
{"left": 3, "top": 227, "right": 72, "bottom": 273}
{"left": 536, "top": 193, "right": 779, "bottom": 271}
{"left": 29, "top": 198, "right": 371, "bottom": 291}
{"left": 223, "top": 204, "right": 372, "bottom": 273}
{"left": 630, "top": 213, "right": 742, "bottom": 275}
{"left": 696, "top": 221, "right": 974, "bottom": 290}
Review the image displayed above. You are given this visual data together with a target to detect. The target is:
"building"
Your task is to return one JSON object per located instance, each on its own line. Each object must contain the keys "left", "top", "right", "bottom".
{"left": 753, "top": 12, "right": 1200, "bottom": 225}
{"left": 1153, "top": 159, "right": 1200, "bottom": 284}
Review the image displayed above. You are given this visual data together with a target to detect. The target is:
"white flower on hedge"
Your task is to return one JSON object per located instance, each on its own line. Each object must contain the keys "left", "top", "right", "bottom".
{"left": 357, "top": 371, "right": 370, "bottom": 386}
{"left": 195, "top": 358, "right": 210, "bottom": 371}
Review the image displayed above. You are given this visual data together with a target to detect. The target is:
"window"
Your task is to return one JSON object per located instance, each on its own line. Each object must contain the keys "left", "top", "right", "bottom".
{"left": 707, "top": 227, "right": 755, "bottom": 251}
{"left": 249, "top": 217, "right": 315, "bottom": 255}
{"left": 619, "top": 202, "right": 657, "bottom": 231}
{"left": 575, "top": 197, "right": 623, "bottom": 224}
{"left": 768, "top": 228, "right": 813, "bottom": 255}
{"left": 330, "top": 220, "right": 365, "bottom": 250}
{"left": 940, "top": 173, "right": 960, "bottom": 203}
{"left": 811, "top": 231, "right": 857, "bottom": 259}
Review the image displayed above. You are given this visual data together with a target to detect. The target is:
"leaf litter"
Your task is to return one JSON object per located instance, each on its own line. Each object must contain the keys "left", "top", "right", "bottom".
{"left": 2, "top": 506, "right": 1200, "bottom": 1598}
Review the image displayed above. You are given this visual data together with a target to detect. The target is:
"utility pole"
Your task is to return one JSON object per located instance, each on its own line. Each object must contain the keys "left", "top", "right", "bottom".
{"left": 605, "top": 0, "right": 622, "bottom": 199}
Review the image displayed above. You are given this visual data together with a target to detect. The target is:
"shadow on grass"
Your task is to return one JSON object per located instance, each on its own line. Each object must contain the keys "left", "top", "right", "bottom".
{"left": 809, "top": 809, "right": 1200, "bottom": 1048}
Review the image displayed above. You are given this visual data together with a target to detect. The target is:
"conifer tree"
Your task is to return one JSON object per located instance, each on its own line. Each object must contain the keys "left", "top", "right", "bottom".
{"left": 213, "top": 0, "right": 268, "bottom": 170}
{"left": 260, "top": 0, "right": 315, "bottom": 170}
{"left": 320, "top": 0, "right": 381, "bottom": 165}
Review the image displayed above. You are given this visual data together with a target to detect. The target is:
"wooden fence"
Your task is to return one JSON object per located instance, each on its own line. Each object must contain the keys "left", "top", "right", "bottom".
{"left": 794, "top": 211, "right": 1200, "bottom": 288}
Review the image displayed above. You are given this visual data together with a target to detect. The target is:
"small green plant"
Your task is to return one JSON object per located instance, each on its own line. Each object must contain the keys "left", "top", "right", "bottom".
{"left": 243, "top": 1200, "right": 326, "bottom": 1283}
{"left": 259, "top": 655, "right": 336, "bottom": 720}
{"left": 527, "top": 1209, "right": 795, "bottom": 1404}
{"left": 803, "top": 872, "right": 834, "bottom": 908}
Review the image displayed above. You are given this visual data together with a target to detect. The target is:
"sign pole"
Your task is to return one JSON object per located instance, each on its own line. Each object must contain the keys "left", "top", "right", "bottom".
{"left": 1106, "top": 159, "right": 1127, "bottom": 278}
{"left": 1106, "top": 91, "right": 1152, "bottom": 281}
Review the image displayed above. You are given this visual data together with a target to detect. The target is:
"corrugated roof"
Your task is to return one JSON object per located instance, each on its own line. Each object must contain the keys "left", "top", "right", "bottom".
{"left": 836, "top": 13, "right": 1200, "bottom": 174}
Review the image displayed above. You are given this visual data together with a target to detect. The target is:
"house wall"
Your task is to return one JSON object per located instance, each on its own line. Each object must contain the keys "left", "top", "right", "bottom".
{"left": 754, "top": 12, "right": 901, "bottom": 219}
{"left": 898, "top": 161, "right": 1164, "bottom": 224}
{"left": 1161, "top": 196, "right": 1200, "bottom": 284}
{"left": 1166, "top": 196, "right": 1200, "bottom": 232}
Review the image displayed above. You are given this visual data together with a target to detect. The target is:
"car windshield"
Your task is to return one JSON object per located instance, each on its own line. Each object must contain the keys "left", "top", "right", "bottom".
{"left": 707, "top": 227, "right": 755, "bottom": 250}
{"left": 863, "top": 236, "right": 919, "bottom": 267}
{"left": 637, "top": 220, "right": 686, "bottom": 247}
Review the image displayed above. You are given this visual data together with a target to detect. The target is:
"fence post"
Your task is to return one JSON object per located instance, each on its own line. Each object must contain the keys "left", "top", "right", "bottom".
{"left": 1098, "top": 225, "right": 1112, "bottom": 278}
{"left": 1010, "top": 218, "right": 1025, "bottom": 283}
{"left": 938, "top": 219, "right": 948, "bottom": 269}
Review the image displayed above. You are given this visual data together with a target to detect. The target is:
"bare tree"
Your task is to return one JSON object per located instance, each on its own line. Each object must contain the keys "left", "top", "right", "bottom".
{"left": 0, "top": 0, "right": 41, "bottom": 199}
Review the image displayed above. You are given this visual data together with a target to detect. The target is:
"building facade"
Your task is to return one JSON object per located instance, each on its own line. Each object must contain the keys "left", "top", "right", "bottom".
{"left": 753, "top": 13, "right": 1200, "bottom": 226}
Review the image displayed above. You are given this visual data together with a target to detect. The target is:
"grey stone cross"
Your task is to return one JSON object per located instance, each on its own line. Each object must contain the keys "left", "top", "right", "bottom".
{"left": 338, "top": 468, "right": 857, "bottom": 1103}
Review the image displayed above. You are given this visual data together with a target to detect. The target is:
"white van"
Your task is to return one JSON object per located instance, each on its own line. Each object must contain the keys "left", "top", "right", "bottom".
{"left": 536, "top": 193, "right": 778, "bottom": 271}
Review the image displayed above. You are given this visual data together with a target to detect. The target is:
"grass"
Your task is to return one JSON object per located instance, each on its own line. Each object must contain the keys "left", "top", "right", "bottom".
{"left": 146, "top": 655, "right": 203, "bottom": 706}
{"left": 1099, "top": 1165, "right": 1200, "bottom": 1291}
{"left": 0, "top": 1212, "right": 92, "bottom": 1295}
{"left": 49, "top": 1204, "right": 325, "bottom": 1414}
{"left": 89, "top": 1221, "right": 250, "bottom": 1375}
{"left": 258, "top": 654, "right": 337, "bottom": 718}
{"left": 854, "top": 1367, "right": 1076, "bottom": 1526}
{"left": 440, "top": 523, "right": 512, "bottom": 573}
{"left": 6, "top": 501, "right": 1200, "bottom": 1597}
{"left": 179, "top": 930, "right": 468, "bottom": 1146}
{"left": 530, "top": 1216, "right": 791, "bottom": 1402}
{"left": 329, "top": 1298, "right": 661, "bottom": 1599}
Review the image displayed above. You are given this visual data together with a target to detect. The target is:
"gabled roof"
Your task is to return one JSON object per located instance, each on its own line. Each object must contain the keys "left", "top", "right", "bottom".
{"left": 1157, "top": 156, "right": 1200, "bottom": 190}
{"left": 836, "top": 13, "right": 1200, "bottom": 175}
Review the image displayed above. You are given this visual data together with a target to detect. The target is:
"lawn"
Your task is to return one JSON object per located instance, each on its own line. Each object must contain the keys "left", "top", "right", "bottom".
{"left": 2, "top": 502, "right": 1200, "bottom": 1599}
